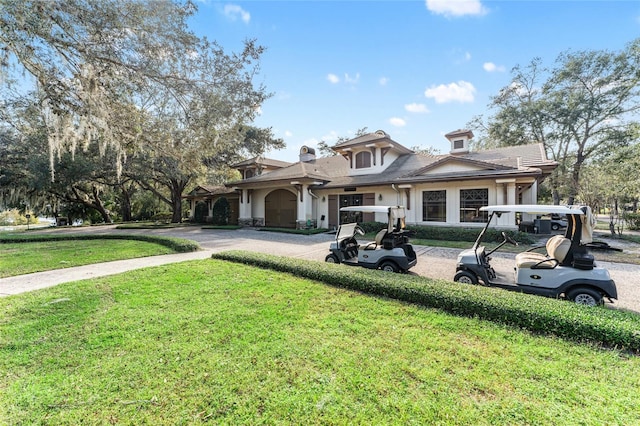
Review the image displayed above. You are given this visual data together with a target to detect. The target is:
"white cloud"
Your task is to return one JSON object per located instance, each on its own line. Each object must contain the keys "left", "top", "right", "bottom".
{"left": 426, "top": 0, "right": 487, "bottom": 17}
{"left": 327, "top": 73, "right": 360, "bottom": 85}
{"left": 507, "top": 81, "right": 539, "bottom": 97}
{"left": 284, "top": 130, "right": 293, "bottom": 137}
{"left": 449, "top": 48, "right": 472, "bottom": 64}
{"left": 223, "top": 4, "right": 250, "bottom": 24}
{"left": 379, "top": 77, "right": 389, "bottom": 86}
{"left": 424, "top": 81, "right": 476, "bottom": 103}
{"left": 344, "top": 73, "right": 360, "bottom": 84}
{"left": 483, "top": 62, "right": 506, "bottom": 72}
{"left": 405, "top": 103, "right": 430, "bottom": 113}
{"left": 389, "top": 117, "right": 407, "bottom": 127}
{"left": 322, "top": 130, "right": 340, "bottom": 142}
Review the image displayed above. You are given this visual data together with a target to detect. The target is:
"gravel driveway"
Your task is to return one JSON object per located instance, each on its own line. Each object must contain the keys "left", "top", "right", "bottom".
{"left": 5, "top": 225, "right": 640, "bottom": 313}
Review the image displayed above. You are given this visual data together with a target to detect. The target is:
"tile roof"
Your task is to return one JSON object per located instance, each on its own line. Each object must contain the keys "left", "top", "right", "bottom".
{"left": 185, "top": 185, "right": 236, "bottom": 198}
{"left": 231, "top": 156, "right": 293, "bottom": 169}
{"left": 331, "top": 130, "right": 414, "bottom": 154}
{"left": 226, "top": 142, "right": 555, "bottom": 189}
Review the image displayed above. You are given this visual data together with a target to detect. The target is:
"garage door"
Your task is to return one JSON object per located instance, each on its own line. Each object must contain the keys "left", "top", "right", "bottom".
{"left": 265, "top": 189, "right": 297, "bottom": 228}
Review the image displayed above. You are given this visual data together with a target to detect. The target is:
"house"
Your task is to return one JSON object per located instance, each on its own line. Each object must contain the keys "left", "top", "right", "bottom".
{"left": 185, "top": 130, "right": 557, "bottom": 229}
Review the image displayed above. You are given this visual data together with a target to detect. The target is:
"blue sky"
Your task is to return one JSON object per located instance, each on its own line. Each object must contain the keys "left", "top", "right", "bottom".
{"left": 189, "top": 1, "right": 640, "bottom": 162}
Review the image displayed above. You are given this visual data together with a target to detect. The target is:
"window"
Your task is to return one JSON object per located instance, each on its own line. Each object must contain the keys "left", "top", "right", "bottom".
{"left": 355, "top": 151, "right": 371, "bottom": 169}
{"left": 244, "top": 169, "right": 254, "bottom": 179}
{"left": 453, "top": 139, "right": 465, "bottom": 150}
{"left": 460, "top": 189, "right": 488, "bottom": 223}
{"left": 422, "top": 190, "right": 446, "bottom": 222}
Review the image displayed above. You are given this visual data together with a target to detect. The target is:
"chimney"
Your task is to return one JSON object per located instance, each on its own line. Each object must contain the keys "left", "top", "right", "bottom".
{"left": 299, "top": 146, "right": 316, "bottom": 162}
{"left": 445, "top": 129, "right": 473, "bottom": 154}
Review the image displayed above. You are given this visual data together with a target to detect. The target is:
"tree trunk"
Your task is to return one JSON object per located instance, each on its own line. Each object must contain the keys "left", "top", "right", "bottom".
{"left": 171, "top": 197, "right": 182, "bottom": 223}
{"left": 568, "top": 151, "right": 585, "bottom": 206}
{"left": 91, "top": 186, "right": 113, "bottom": 223}
{"left": 119, "top": 183, "right": 133, "bottom": 222}
{"left": 169, "top": 179, "right": 187, "bottom": 223}
{"left": 609, "top": 199, "right": 619, "bottom": 237}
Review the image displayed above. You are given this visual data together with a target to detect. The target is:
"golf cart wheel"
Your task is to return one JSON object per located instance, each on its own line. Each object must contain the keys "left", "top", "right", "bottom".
{"left": 454, "top": 271, "right": 478, "bottom": 284}
{"left": 380, "top": 261, "right": 399, "bottom": 273}
{"left": 566, "top": 287, "right": 603, "bottom": 306}
{"left": 551, "top": 223, "right": 560, "bottom": 231}
{"left": 325, "top": 254, "right": 340, "bottom": 264}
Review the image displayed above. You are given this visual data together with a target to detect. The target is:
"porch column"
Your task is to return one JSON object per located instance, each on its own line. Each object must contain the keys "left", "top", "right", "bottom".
{"left": 522, "top": 180, "right": 537, "bottom": 204}
{"left": 506, "top": 182, "right": 516, "bottom": 205}
{"left": 496, "top": 183, "right": 505, "bottom": 206}
{"left": 189, "top": 199, "right": 196, "bottom": 219}
{"left": 505, "top": 182, "right": 517, "bottom": 227}
{"left": 495, "top": 179, "right": 517, "bottom": 228}
{"left": 295, "top": 183, "right": 314, "bottom": 229}
{"left": 238, "top": 189, "right": 253, "bottom": 227}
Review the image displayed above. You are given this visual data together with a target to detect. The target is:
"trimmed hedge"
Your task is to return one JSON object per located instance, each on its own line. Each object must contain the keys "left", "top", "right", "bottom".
{"left": 201, "top": 225, "right": 243, "bottom": 230}
{"left": 0, "top": 234, "right": 200, "bottom": 253}
{"left": 115, "top": 223, "right": 195, "bottom": 230}
{"left": 257, "top": 227, "right": 330, "bottom": 235}
{"left": 358, "top": 221, "right": 536, "bottom": 244}
{"left": 212, "top": 250, "right": 640, "bottom": 353}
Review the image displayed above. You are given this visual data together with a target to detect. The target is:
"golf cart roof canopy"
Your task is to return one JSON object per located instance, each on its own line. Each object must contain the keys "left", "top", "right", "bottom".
{"left": 480, "top": 204, "right": 585, "bottom": 215}
{"left": 340, "top": 205, "right": 404, "bottom": 214}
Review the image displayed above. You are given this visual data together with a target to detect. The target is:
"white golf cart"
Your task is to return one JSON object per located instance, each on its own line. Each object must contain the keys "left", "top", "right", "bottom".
{"left": 454, "top": 204, "right": 617, "bottom": 306}
{"left": 325, "top": 205, "right": 417, "bottom": 273}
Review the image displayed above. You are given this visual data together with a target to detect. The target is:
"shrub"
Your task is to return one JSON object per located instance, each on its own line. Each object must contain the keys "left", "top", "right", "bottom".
{"left": 623, "top": 213, "right": 640, "bottom": 231}
{"left": 257, "top": 227, "right": 329, "bottom": 235}
{"left": 357, "top": 222, "right": 535, "bottom": 244}
{"left": 0, "top": 209, "right": 33, "bottom": 226}
{"left": 212, "top": 250, "right": 640, "bottom": 353}
{"left": 150, "top": 213, "right": 172, "bottom": 222}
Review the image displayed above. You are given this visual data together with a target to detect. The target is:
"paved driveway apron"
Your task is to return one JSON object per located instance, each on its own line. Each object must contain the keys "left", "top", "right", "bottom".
{"left": 2, "top": 226, "right": 639, "bottom": 313}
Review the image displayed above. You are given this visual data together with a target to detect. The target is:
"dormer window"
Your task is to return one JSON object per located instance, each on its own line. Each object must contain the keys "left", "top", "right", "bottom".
{"left": 355, "top": 151, "right": 371, "bottom": 169}
{"left": 445, "top": 129, "right": 473, "bottom": 154}
{"left": 245, "top": 169, "right": 254, "bottom": 179}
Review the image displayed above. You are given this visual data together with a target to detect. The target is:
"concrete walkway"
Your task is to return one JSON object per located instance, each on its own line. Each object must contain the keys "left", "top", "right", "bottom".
{"left": 0, "top": 250, "right": 214, "bottom": 297}
{"left": 0, "top": 226, "right": 336, "bottom": 297}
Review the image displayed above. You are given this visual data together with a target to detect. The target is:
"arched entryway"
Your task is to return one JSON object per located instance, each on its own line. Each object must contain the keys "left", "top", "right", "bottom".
{"left": 194, "top": 201, "right": 209, "bottom": 223}
{"left": 265, "top": 189, "right": 296, "bottom": 228}
{"left": 212, "top": 197, "right": 231, "bottom": 225}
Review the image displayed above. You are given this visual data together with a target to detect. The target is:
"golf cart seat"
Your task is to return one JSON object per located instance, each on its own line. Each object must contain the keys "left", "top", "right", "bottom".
{"left": 364, "top": 229, "right": 388, "bottom": 250}
{"left": 515, "top": 235, "right": 571, "bottom": 269}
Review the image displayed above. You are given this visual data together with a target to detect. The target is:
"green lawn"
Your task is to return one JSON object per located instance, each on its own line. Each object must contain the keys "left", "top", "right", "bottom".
{"left": 0, "top": 239, "right": 175, "bottom": 277}
{"left": 1, "top": 260, "right": 639, "bottom": 424}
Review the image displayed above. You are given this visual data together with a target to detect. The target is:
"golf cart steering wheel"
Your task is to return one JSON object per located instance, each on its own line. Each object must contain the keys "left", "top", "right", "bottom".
{"left": 355, "top": 225, "right": 365, "bottom": 236}
{"left": 502, "top": 231, "right": 518, "bottom": 246}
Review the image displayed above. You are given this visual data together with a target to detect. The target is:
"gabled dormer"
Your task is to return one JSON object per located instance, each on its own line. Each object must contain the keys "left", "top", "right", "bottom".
{"left": 331, "top": 130, "right": 413, "bottom": 176}
{"left": 409, "top": 156, "right": 512, "bottom": 177}
{"left": 445, "top": 129, "right": 474, "bottom": 155}
{"left": 232, "top": 156, "right": 293, "bottom": 180}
